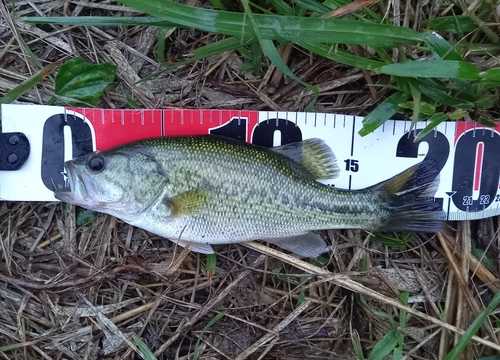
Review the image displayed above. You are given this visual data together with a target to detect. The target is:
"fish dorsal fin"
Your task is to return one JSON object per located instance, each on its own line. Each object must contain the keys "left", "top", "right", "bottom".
{"left": 165, "top": 189, "right": 209, "bottom": 217}
{"left": 272, "top": 139, "right": 339, "bottom": 180}
{"left": 263, "top": 232, "right": 327, "bottom": 258}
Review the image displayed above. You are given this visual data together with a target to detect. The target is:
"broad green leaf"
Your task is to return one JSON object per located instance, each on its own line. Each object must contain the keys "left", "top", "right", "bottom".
{"left": 110, "top": 0, "right": 424, "bottom": 47}
{"left": 444, "top": 290, "right": 500, "bottom": 360}
{"left": 393, "top": 347, "right": 403, "bottom": 360}
{"left": 481, "top": 68, "right": 500, "bottom": 82}
{"left": 424, "top": 32, "right": 463, "bottom": 61}
{"left": 447, "top": 108, "right": 466, "bottom": 120}
{"left": 414, "top": 113, "right": 448, "bottom": 142}
{"left": 359, "top": 92, "right": 408, "bottom": 136}
{"left": 52, "top": 57, "right": 116, "bottom": 106}
{"left": 193, "top": 312, "right": 226, "bottom": 360}
{"left": 422, "top": 16, "right": 478, "bottom": 34}
{"left": 76, "top": 207, "right": 96, "bottom": 227}
{"left": 369, "top": 330, "right": 399, "bottom": 360}
{"left": 477, "top": 116, "right": 497, "bottom": 128}
{"left": 312, "top": 255, "right": 330, "bottom": 267}
{"left": 381, "top": 60, "right": 480, "bottom": 80}
{"left": 371, "top": 232, "right": 412, "bottom": 247}
{"left": 471, "top": 243, "right": 495, "bottom": 271}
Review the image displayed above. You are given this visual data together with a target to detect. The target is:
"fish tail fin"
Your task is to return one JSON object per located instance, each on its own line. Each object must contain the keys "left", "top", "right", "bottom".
{"left": 374, "top": 160, "right": 445, "bottom": 232}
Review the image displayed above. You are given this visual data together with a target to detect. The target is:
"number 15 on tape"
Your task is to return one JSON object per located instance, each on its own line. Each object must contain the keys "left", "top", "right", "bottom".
{"left": 1, "top": 104, "right": 499, "bottom": 222}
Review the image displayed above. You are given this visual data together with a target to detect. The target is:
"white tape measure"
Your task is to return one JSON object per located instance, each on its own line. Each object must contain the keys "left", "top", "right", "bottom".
{"left": 1, "top": 104, "right": 499, "bottom": 221}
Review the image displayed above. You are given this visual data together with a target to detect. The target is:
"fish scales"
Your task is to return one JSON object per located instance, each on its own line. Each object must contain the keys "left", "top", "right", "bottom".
{"left": 134, "top": 137, "right": 383, "bottom": 240}
{"left": 55, "top": 135, "right": 445, "bottom": 257}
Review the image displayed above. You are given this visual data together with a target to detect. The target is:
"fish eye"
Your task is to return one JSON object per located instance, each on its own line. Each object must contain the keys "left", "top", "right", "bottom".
{"left": 87, "top": 154, "right": 105, "bottom": 173}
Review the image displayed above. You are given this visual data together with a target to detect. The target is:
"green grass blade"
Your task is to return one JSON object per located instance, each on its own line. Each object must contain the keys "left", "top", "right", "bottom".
{"left": 358, "top": 92, "right": 408, "bottom": 136}
{"left": 424, "top": 32, "right": 463, "bottom": 61}
{"left": 371, "top": 232, "right": 413, "bottom": 247}
{"left": 408, "top": 81, "right": 421, "bottom": 132}
{"left": 293, "top": 0, "right": 332, "bottom": 14}
{"left": 139, "top": 37, "right": 257, "bottom": 83}
{"left": 444, "top": 290, "right": 500, "bottom": 360}
{"left": 267, "top": 0, "right": 294, "bottom": 15}
{"left": 381, "top": 60, "right": 480, "bottom": 80}
{"left": 414, "top": 79, "right": 474, "bottom": 107}
{"left": 240, "top": 0, "right": 318, "bottom": 110}
{"left": 422, "top": 16, "right": 478, "bottom": 34}
{"left": 157, "top": 27, "right": 174, "bottom": 65}
{"left": 369, "top": 330, "right": 399, "bottom": 360}
{"left": 398, "top": 292, "right": 409, "bottom": 327}
{"left": 206, "top": 253, "right": 216, "bottom": 279}
{"left": 0, "top": 59, "right": 64, "bottom": 105}
{"left": 193, "top": 312, "right": 225, "bottom": 360}
{"left": 300, "top": 43, "right": 385, "bottom": 70}
{"left": 23, "top": 16, "right": 175, "bottom": 27}
{"left": 414, "top": 113, "right": 448, "bottom": 142}
{"left": 111, "top": 0, "right": 424, "bottom": 47}
{"left": 133, "top": 335, "right": 158, "bottom": 360}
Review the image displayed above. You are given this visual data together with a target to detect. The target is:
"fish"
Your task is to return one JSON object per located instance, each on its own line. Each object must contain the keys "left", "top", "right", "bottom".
{"left": 54, "top": 135, "right": 445, "bottom": 258}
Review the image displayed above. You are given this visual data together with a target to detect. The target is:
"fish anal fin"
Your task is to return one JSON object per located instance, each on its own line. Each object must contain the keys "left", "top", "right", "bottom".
{"left": 272, "top": 139, "right": 339, "bottom": 180}
{"left": 173, "top": 239, "right": 214, "bottom": 254}
{"left": 165, "top": 189, "right": 209, "bottom": 217}
{"left": 263, "top": 232, "right": 327, "bottom": 258}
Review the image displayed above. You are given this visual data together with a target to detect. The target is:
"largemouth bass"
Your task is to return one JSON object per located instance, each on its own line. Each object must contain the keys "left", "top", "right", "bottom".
{"left": 54, "top": 135, "right": 444, "bottom": 257}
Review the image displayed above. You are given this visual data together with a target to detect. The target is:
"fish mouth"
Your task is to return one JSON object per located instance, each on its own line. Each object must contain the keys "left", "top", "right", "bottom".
{"left": 53, "top": 163, "right": 87, "bottom": 204}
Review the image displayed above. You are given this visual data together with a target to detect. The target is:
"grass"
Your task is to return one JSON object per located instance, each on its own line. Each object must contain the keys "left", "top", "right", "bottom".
{"left": 1, "top": 0, "right": 500, "bottom": 358}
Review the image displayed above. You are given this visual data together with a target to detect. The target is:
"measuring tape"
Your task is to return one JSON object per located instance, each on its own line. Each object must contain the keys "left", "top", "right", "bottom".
{"left": 1, "top": 104, "right": 499, "bottom": 221}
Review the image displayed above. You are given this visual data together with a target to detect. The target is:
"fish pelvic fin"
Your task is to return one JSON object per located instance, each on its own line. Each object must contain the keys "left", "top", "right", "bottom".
{"left": 272, "top": 139, "right": 339, "bottom": 180}
{"left": 167, "top": 189, "right": 209, "bottom": 217}
{"left": 373, "top": 160, "right": 445, "bottom": 232}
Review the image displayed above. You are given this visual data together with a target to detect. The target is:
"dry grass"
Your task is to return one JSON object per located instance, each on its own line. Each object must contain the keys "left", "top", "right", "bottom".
{"left": 1, "top": 0, "right": 500, "bottom": 359}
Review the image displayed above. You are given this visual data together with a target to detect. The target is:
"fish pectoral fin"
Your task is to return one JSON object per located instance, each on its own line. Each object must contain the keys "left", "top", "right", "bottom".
{"left": 173, "top": 239, "right": 214, "bottom": 254}
{"left": 272, "top": 139, "right": 339, "bottom": 180}
{"left": 263, "top": 232, "right": 327, "bottom": 258}
{"left": 165, "top": 189, "right": 209, "bottom": 218}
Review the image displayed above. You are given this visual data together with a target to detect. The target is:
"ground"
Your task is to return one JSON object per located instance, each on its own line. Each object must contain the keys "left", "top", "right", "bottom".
{"left": 1, "top": 0, "right": 500, "bottom": 359}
